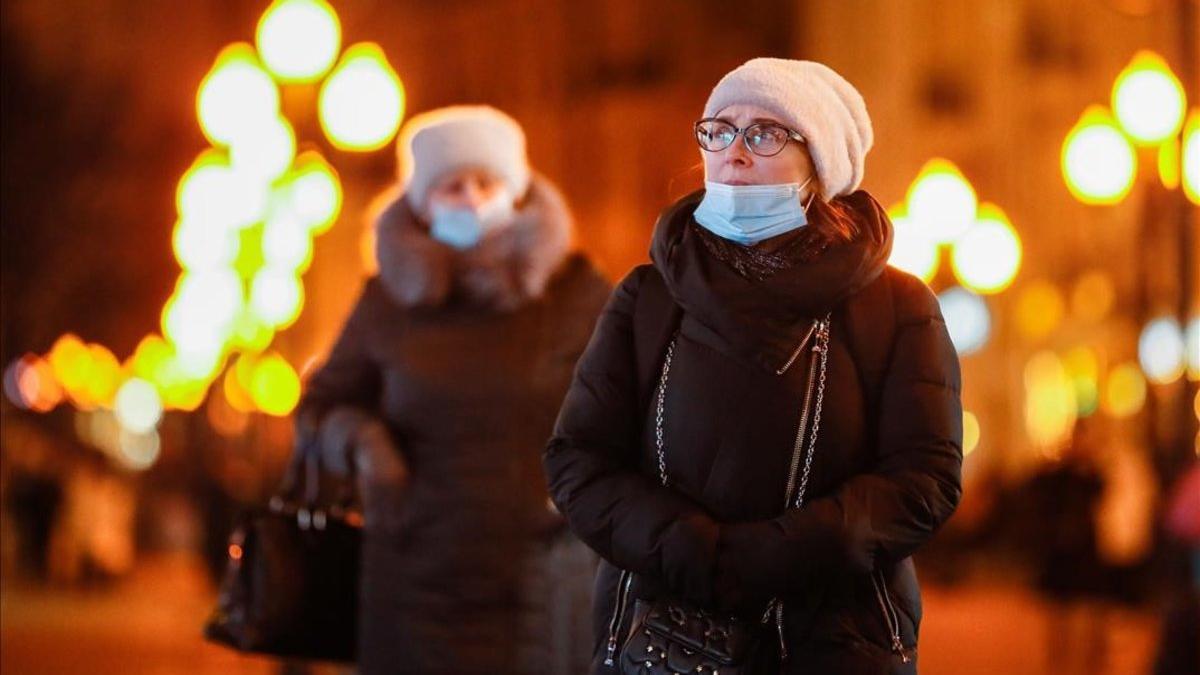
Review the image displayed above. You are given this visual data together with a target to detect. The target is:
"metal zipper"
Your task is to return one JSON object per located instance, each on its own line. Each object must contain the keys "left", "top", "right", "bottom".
{"left": 603, "top": 569, "right": 634, "bottom": 666}
{"left": 775, "top": 322, "right": 819, "bottom": 375}
{"left": 772, "top": 317, "right": 827, "bottom": 660}
{"left": 871, "top": 569, "right": 911, "bottom": 663}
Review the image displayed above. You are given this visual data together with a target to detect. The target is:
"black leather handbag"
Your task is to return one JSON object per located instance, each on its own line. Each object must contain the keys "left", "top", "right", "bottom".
{"left": 204, "top": 440, "right": 362, "bottom": 662}
{"left": 618, "top": 315, "right": 832, "bottom": 675}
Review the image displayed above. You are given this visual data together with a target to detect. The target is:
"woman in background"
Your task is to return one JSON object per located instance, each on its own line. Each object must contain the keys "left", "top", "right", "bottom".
{"left": 297, "top": 105, "right": 611, "bottom": 675}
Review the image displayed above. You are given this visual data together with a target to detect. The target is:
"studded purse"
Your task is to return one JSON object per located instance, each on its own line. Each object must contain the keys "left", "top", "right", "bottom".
{"left": 617, "top": 315, "right": 832, "bottom": 675}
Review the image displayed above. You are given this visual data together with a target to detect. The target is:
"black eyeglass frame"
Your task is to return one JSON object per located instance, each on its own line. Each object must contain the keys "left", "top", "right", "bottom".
{"left": 693, "top": 117, "right": 807, "bottom": 157}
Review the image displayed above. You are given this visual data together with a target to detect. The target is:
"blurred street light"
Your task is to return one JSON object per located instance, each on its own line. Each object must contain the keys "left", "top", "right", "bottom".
{"left": 256, "top": 0, "right": 341, "bottom": 83}
{"left": 1062, "top": 106, "right": 1138, "bottom": 205}
{"left": 319, "top": 43, "right": 405, "bottom": 151}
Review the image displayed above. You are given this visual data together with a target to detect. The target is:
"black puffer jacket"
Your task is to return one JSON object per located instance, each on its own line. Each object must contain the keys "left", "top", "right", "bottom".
{"left": 544, "top": 190, "right": 963, "bottom": 674}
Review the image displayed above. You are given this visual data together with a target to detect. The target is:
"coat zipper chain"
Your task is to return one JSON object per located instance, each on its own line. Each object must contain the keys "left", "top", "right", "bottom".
{"left": 771, "top": 314, "right": 831, "bottom": 660}
{"left": 871, "top": 570, "right": 912, "bottom": 663}
{"left": 608, "top": 313, "right": 831, "bottom": 667}
{"left": 604, "top": 569, "right": 634, "bottom": 666}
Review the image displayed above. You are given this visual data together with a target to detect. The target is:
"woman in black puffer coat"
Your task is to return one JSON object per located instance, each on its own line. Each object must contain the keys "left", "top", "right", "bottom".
{"left": 545, "top": 58, "right": 963, "bottom": 674}
{"left": 298, "top": 106, "right": 610, "bottom": 675}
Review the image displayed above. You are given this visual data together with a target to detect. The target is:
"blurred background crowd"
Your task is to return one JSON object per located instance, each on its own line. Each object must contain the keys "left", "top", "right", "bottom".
{"left": 1, "top": 1, "right": 1198, "bottom": 673}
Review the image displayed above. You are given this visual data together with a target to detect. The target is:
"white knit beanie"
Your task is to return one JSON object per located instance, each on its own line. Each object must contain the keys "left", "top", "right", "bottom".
{"left": 703, "top": 58, "right": 873, "bottom": 197}
{"left": 397, "top": 105, "right": 532, "bottom": 212}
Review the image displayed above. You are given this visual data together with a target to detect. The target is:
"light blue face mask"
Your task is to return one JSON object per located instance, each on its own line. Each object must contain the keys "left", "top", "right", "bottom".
{"left": 429, "top": 194, "right": 515, "bottom": 250}
{"left": 692, "top": 176, "right": 815, "bottom": 246}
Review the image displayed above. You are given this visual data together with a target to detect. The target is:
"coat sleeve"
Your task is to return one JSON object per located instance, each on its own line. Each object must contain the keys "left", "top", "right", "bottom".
{"left": 544, "top": 266, "right": 721, "bottom": 604}
{"left": 717, "top": 276, "right": 963, "bottom": 600}
{"left": 294, "top": 281, "right": 384, "bottom": 443}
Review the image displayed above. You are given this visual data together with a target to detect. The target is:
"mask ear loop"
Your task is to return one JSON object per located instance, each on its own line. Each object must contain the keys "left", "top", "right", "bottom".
{"left": 798, "top": 175, "right": 818, "bottom": 212}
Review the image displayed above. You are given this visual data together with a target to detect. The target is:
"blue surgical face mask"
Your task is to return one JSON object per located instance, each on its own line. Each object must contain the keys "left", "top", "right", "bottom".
{"left": 692, "top": 176, "right": 815, "bottom": 246}
{"left": 429, "top": 192, "right": 515, "bottom": 250}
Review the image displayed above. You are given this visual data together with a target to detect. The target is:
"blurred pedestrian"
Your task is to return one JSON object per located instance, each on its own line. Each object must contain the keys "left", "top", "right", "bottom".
{"left": 294, "top": 105, "right": 611, "bottom": 675}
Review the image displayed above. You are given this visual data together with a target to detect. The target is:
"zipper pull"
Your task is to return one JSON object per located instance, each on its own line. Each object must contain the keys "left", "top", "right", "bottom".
{"left": 604, "top": 636, "right": 618, "bottom": 666}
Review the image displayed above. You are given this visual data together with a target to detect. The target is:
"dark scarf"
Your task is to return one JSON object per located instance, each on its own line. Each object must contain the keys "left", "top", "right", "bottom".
{"left": 373, "top": 174, "right": 575, "bottom": 312}
{"left": 649, "top": 189, "right": 894, "bottom": 373}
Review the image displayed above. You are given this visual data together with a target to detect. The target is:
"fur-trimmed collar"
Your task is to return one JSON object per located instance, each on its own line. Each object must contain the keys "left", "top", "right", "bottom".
{"left": 373, "top": 174, "right": 576, "bottom": 312}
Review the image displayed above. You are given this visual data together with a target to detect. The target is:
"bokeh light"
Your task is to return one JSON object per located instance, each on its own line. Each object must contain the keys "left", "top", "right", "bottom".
{"left": 1111, "top": 51, "right": 1187, "bottom": 145}
{"left": 1071, "top": 271, "right": 1116, "bottom": 323}
{"left": 906, "top": 159, "right": 978, "bottom": 243}
{"left": 1186, "top": 316, "right": 1199, "bottom": 380}
{"left": 284, "top": 152, "right": 343, "bottom": 233}
{"left": 114, "top": 378, "right": 163, "bottom": 435}
{"left": 1016, "top": 281, "right": 1065, "bottom": 340}
{"left": 197, "top": 44, "right": 280, "bottom": 147}
{"left": 887, "top": 210, "right": 940, "bottom": 282}
{"left": 1062, "top": 106, "right": 1137, "bottom": 205}
{"left": 950, "top": 203, "right": 1022, "bottom": 294}
{"left": 249, "top": 353, "right": 301, "bottom": 416}
{"left": 1025, "top": 351, "right": 1078, "bottom": 450}
{"left": 318, "top": 43, "right": 406, "bottom": 151}
{"left": 249, "top": 267, "right": 304, "bottom": 328}
{"left": 938, "top": 286, "right": 991, "bottom": 356}
{"left": 228, "top": 115, "right": 296, "bottom": 182}
{"left": 1184, "top": 111, "right": 1199, "bottom": 205}
{"left": 963, "top": 410, "right": 980, "bottom": 457}
{"left": 176, "top": 151, "right": 268, "bottom": 229}
{"left": 173, "top": 219, "right": 240, "bottom": 272}
{"left": 256, "top": 0, "right": 341, "bottom": 83}
{"left": 1103, "top": 362, "right": 1147, "bottom": 418}
{"left": 1139, "top": 316, "right": 1185, "bottom": 384}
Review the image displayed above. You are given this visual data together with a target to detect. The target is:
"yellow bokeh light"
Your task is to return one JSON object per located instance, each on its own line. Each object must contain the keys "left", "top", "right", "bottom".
{"left": 113, "top": 378, "right": 163, "bottom": 435}
{"left": 1024, "top": 351, "right": 1078, "bottom": 450}
{"left": 284, "top": 153, "right": 342, "bottom": 233}
{"left": 229, "top": 115, "right": 296, "bottom": 182}
{"left": 249, "top": 353, "right": 301, "bottom": 416}
{"left": 963, "top": 410, "right": 980, "bottom": 457}
{"left": 177, "top": 151, "right": 268, "bottom": 229}
{"left": 197, "top": 43, "right": 280, "bottom": 147}
{"left": 950, "top": 203, "right": 1022, "bottom": 294}
{"left": 1159, "top": 136, "right": 1181, "bottom": 191}
{"left": 1103, "top": 362, "right": 1147, "bottom": 418}
{"left": 906, "top": 159, "right": 977, "bottom": 244}
{"left": 1016, "top": 281, "right": 1065, "bottom": 340}
{"left": 1112, "top": 51, "right": 1187, "bottom": 146}
{"left": 129, "top": 335, "right": 173, "bottom": 387}
{"left": 1062, "top": 106, "right": 1137, "bottom": 205}
{"left": 256, "top": 0, "right": 341, "bottom": 83}
{"left": 1139, "top": 316, "right": 1185, "bottom": 384}
{"left": 249, "top": 268, "right": 304, "bottom": 328}
{"left": 318, "top": 43, "right": 406, "bottom": 152}
{"left": 1071, "top": 271, "right": 1115, "bottom": 323}
{"left": 229, "top": 311, "right": 275, "bottom": 353}
{"left": 1185, "top": 111, "right": 1200, "bottom": 205}
{"left": 223, "top": 359, "right": 257, "bottom": 413}
{"left": 888, "top": 214, "right": 940, "bottom": 282}
{"left": 83, "top": 344, "right": 122, "bottom": 408}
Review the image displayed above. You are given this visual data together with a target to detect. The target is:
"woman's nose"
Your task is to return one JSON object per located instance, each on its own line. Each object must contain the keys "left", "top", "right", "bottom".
{"left": 725, "top": 137, "right": 752, "bottom": 168}
{"left": 461, "top": 183, "right": 487, "bottom": 209}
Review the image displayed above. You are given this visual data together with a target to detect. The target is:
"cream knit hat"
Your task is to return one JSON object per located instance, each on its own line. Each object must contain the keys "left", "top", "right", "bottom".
{"left": 397, "top": 105, "right": 531, "bottom": 211}
{"left": 703, "top": 58, "right": 873, "bottom": 197}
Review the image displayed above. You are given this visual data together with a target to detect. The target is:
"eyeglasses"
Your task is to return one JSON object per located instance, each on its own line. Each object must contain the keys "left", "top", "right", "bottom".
{"left": 694, "top": 118, "right": 805, "bottom": 157}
